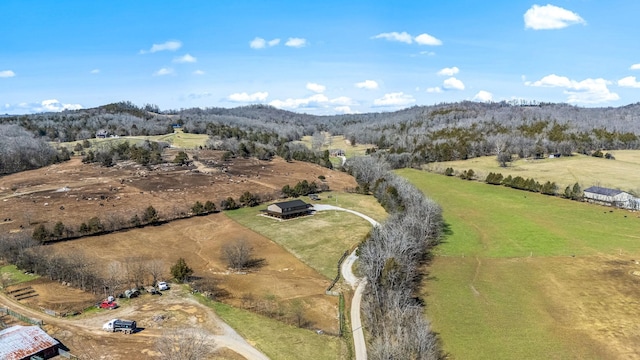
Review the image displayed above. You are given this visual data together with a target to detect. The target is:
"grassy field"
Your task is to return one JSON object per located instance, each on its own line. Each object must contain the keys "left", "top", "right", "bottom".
{"left": 199, "top": 296, "right": 347, "bottom": 360}
{"left": 397, "top": 169, "right": 640, "bottom": 360}
{"left": 423, "top": 150, "right": 640, "bottom": 195}
{"left": 0, "top": 264, "right": 39, "bottom": 287}
{"left": 225, "top": 192, "right": 387, "bottom": 279}
{"left": 298, "top": 135, "right": 375, "bottom": 167}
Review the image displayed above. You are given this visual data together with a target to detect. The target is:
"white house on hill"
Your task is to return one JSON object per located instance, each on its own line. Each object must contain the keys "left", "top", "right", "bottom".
{"left": 583, "top": 186, "right": 637, "bottom": 209}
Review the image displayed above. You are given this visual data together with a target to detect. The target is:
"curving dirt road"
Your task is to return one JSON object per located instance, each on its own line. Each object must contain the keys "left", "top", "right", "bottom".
{"left": 313, "top": 204, "right": 379, "bottom": 360}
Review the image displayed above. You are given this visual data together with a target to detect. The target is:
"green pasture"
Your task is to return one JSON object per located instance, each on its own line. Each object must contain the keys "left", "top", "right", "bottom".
{"left": 200, "top": 297, "right": 347, "bottom": 360}
{"left": 298, "top": 135, "right": 375, "bottom": 167}
{"left": 0, "top": 264, "right": 39, "bottom": 287}
{"left": 225, "top": 192, "right": 386, "bottom": 279}
{"left": 397, "top": 169, "right": 640, "bottom": 360}
{"left": 423, "top": 150, "right": 640, "bottom": 195}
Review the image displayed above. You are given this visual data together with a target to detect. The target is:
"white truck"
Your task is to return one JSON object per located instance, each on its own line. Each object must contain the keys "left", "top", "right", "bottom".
{"left": 103, "top": 319, "right": 137, "bottom": 334}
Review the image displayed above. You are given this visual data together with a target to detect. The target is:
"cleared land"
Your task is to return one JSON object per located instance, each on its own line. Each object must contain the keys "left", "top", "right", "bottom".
{"left": 53, "top": 128, "right": 210, "bottom": 150}
{"left": 227, "top": 193, "right": 387, "bottom": 279}
{"left": 423, "top": 150, "right": 640, "bottom": 195}
{"left": 398, "top": 169, "right": 640, "bottom": 360}
{"left": 298, "top": 135, "right": 375, "bottom": 167}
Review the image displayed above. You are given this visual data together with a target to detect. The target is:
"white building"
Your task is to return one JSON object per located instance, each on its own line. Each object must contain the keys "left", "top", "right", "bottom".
{"left": 583, "top": 186, "right": 637, "bottom": 209}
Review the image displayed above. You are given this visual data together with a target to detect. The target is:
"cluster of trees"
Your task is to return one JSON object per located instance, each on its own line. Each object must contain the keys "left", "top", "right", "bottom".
{"left": 82, "top": 140, "right": 167, "bottom": 167}
{"left": 0, "top": 233, "right": 169, "bottom": 296}
{"left": 281, "top": 180, "right": 327, "bottom": 198}
{"left": 499, "top": 175, "right": 558, "bottom": 195}
{"left": 347, "top": 156, "right": 442, "bottom": 359}
{"left": 0, "top": 124, "right": 70, "bottom": 175}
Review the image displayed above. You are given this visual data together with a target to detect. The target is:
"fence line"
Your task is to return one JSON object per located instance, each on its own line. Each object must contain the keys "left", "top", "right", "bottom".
{"left": 1, "top": 307, "right": 43, "bottom": 326}
{"left": 325, "top": 250, "right": 349, "bottom": 295}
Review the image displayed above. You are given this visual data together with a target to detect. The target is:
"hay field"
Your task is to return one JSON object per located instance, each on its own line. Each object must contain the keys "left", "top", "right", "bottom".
{"left": 398, "top": 169, "right": 640, "bottom": 360}
{"left": 423, "top": 150, "right": 640, "bottom": 195}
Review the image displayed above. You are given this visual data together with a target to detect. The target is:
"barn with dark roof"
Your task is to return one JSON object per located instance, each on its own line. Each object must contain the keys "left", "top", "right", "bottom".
{"left": 583, "top": 186, "right": 635, "bottom": 208}
{"left": 263, "top": 200, "right": 313, "bottom": 219}
{"left": 0, "top": 325, "right": 60, "bottom": 360}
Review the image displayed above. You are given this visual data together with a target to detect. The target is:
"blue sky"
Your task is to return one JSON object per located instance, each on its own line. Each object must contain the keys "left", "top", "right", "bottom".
{"left": 2, "top": 0, "right": 640, "bottom": 115}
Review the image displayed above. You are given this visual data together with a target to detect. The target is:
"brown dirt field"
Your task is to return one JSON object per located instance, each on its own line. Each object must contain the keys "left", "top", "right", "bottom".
{"left": 0, "top": 153, "right": 356, "bottom": 235}
{"left": 5, "top": 278, "right": 98, "bottom": 315}
{"left": 47, "top": 213, "right": 339, "bottom": 333}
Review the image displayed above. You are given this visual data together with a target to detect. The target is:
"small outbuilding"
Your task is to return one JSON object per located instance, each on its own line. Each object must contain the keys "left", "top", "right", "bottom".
{"left": 0, "top": 325, "right": 60, "bottom": 360}
{"left": 95, "top": 129, "right": 109, "bottom": 138}
{"left": 263, "top": 199, "right": 313, "bottom": 219}
{"left": 583, "top": 186, "right": 635, "bottom": 208}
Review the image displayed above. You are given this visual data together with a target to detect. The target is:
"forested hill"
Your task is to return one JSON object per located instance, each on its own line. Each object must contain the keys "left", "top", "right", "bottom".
{"left": 2, "top": 100, "right": 640, "bottom": 173}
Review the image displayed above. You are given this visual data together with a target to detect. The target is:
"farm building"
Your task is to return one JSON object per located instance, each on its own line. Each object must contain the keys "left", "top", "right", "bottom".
{"left": 0, "top": 325, "right": 60, "bottom": 360}
{"left": 330, "top": 149, "right": 345, "bottom": 157}
{"left": 95, "top": 129, "right": 109, "bottom": 138}
{"left": 263, "top": 199, "right": 313, "bottom": 219}
{"left": 583, "top": 186, "right": 636, "bottom": 208}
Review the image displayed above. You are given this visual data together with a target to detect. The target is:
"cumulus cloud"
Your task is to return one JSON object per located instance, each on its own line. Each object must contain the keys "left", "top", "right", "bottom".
{"left": 426, "top": 87, "right": 442, "bottom": 93}
{"left": 618, "top": 76, "right": 640, "bottom": 88}
{"left": 153, "top": 68, "right": 174, "bottom": 76}
{"left": 228, "top": 91, "right": 269, "bottom": 102}
{"left": 140, "top": 40, "right": 182, "bottom": 54}
{"left": 90, "top": 69, "right": 100, "bottom": 74}
{"left": 372, "top": 31, "right": 442, "bottom": 45}
{"left": 329, "top": 96, "right": 355, "bottom": 106}
{"left": 250, "top": 37, "right": 281, "bottom": 49}
{"left": 373, "top": 92, "right": 416, "bottom": 107}
{"left": 437, "top": 67, "right": 459, "bottom": 76}
{"left": 630, "top": 64, "right": 640, "bottom": 70}
{"left": 355, "top": 80, "right": 379, "bottom": 89}
{"left": 414, "top": 33, "right": 442, "bottom": 46}
{"left": 285, "top": 38, "right": 307, "bottom": 48}
{"left": 0, "top": 70, "right": 16, "bottom": 78}
{"left": 334, "top": 106, "right": 353, "bottom": 114}
{"left": 173, "top": 54, "right": 197, "bottom": 63}
{"left": 473, "top": 90, "right": 493, "bottom": 102}
{"left": 443, "top": 77, "right": 465, "bottom": 90}
{"left": 526, "top": 74, "right": 619, "bottom": 103}
{"left": 193, "top": 70, "right": 205, "bottom": 75}
{"left": 306, "top": 82, "right": 326, "bottom": 93}
{"left": 269, "top": 94, "right": 354, "bottom": 110}
{"left": 268, "top": 39, "right": 281, "bottom": 47}
{"left": 4, "top": 99, "right": 84, "bottom": 113}
{"left": 524, "top": 4, "right": 586, "bottom": 30}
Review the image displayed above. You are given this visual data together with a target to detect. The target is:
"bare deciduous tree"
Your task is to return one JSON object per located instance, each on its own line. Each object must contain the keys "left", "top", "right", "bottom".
{"left": 156, "top": 327, "right": 216, "bottom": 360}
{"left": 221, "top": 239, "right": 264, "bottom": 270}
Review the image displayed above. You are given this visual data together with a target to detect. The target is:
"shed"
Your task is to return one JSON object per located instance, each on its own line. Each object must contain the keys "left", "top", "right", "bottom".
{"left": 0, "top": 325, "right": 60, "bottom": 360}
{"left": 583, "top": 186, "right": 635, "bottom": 208}
{"left": 264, "top": 200, "right": 313, "bottom": 219}
{"left": 95, "top": 129, "right": 109, "bottom": 139}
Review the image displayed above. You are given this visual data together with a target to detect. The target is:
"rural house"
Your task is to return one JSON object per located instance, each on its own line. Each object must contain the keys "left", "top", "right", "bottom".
{"left": 0, "top": 325, "right": 60, "bottom": 360}
{"left": 95, "top": 129, "right": 109, "bottom": 138}
{"left": 263, "top": 199, "right": 313, "bottom": 219}
{"left": 583, "top": 186, "right": 636, "bottom": 208}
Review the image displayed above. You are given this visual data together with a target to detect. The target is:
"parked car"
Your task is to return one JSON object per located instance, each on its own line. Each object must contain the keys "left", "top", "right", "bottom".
{"left": 157, "top": 281, "right": 169, "bottom": 291}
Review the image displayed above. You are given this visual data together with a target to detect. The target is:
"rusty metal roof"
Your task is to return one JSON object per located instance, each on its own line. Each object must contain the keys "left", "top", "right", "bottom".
{"left": 0, "top": 325, "right": 59, "bottom": 360}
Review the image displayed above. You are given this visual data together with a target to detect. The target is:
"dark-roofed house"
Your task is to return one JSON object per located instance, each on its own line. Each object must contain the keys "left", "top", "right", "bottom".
{"left": 583, "top": 186, "right": 635, "bottom": 208}
{"left": 0, "top": 325, "right": 60, "bottom": 360}
{"left": 264, "top": 199, "right": 313, "bottom": 219}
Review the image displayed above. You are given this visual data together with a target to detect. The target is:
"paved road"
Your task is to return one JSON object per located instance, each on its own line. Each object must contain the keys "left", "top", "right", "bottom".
{"left": 314, "top": 204, "right": 379, "bottom": 360}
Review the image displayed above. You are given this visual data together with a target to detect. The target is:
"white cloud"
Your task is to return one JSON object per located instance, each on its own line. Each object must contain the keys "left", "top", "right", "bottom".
{"left": 0, "top": 70, "right": 16, "bottom": 78}
{"left": 268, "top": 38, "right": 281, "bottom": 47}
{"left": 524, "top": 4, "right": 586, "bottom": 30}
{"left": 334, "top": 106, "right": 353, "bottom": 114}
{"left": 437, "top": 67, "right": 459, "bottom": 76}
{"left": 473, "top": 90, "right": 493, "bottom": 102}
{"left": 373, "top": 92, "right": 416, "bottom": 107}
{"left": 426, "top": 87, "right": 442, "bottom": 93}
{"left": 526, "top": 74, "right": 619, "bottom": 103}
{"left": 329, "top": 96, "right": 355, "bottom": 106}
{"left": 90, "top": 69, "right": 100, "bottom": 74}
{"left": 285, "top": 38, "right": 307, "bottom": 48}
{"left": 443, "top": 77, "right": 465, "bottom": 90}
{"left": 228, "top": 92, "right": 269, "bottom": 102}
{"left": 250, "top": 37, "right": 281, "bottom": 49}
{"left": 173, "top": 54, "right": 197, "bottom": 63}
{"left": 372, "top": 31, "right": 413, "bottom": 44}
{"left": 414, "top": 33, "right": 442, "bottom": 46}
{"left": 187, "top": 92, "right": 212, "bottom": 99}
{"left": 41, "top": 99, "right": 82, "bottom": 112}
{"left": 372, "top": 32, "right": 442, "bottom": 46}
{"left": 153, "top": 68, "right": 174, "bottom": 76}
{"left": 355, "top": 80, "right": 379, "bottom": 90}
{"left": 141, "top": 40, "right": 182, "bottom": 54}
{"left": 618, "top": 76, "right": 640, "bottom": 88}
{"left": 630, "top": 64, "right": 640, "bottom": 70}
{"left": 6, "top": 99, "right": 84, "bottom": 113}
{"left": 306, "top": 82, "right": 326, "bottom": 93}
{"left": 193, "top": 70, "right": 205, "bottom": 75}
{"left": 269, "top": 94, "right": 328, "bottom": 109}
{"left": 419, "top": 51, "right": 436, "bottom": 56}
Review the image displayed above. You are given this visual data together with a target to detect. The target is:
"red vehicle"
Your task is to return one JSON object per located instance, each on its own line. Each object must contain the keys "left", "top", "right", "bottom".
{"left": 98, "top": 300, "right": 118, "bottom": 310}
